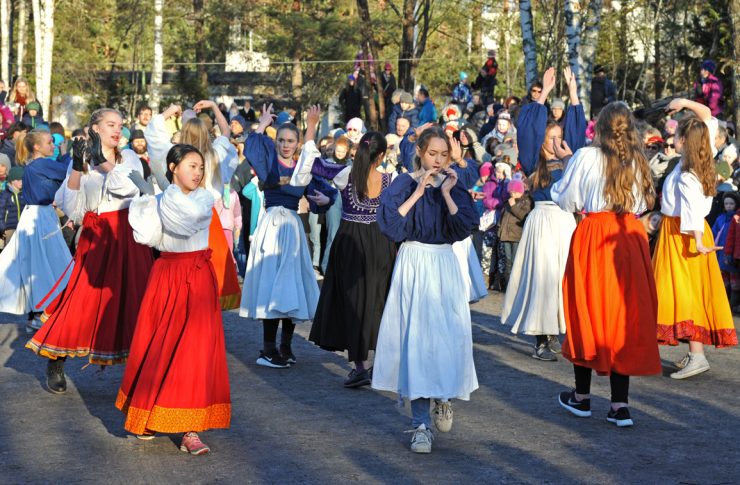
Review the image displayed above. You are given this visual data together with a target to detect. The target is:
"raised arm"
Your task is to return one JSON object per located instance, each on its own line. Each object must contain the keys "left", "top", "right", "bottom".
{"left": 666, "top": 98, "right": 712, "bottom": 123}
{"left": 193, "top": 99, "right": 230, "bottom": 138}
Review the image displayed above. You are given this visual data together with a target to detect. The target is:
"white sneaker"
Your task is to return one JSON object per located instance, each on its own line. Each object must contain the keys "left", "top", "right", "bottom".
{"left": 408, "top": 424, "right": 433, "bottom": 453}
{"left": 433, "top": 400, "right": 453, "bottom": 433}
{"left": 674, "top": 353, "right": 690, "bottom": 369}
{"left": 670, "top": 353, "right": 710, "bottom": 379}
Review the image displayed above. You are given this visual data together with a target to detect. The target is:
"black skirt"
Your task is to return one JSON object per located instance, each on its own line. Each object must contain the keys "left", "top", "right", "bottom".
{"left": 309, "top": 219, "right": 397, "bottom": 361}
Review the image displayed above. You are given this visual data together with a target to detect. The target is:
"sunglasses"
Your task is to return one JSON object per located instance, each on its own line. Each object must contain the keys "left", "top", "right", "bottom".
{"left": 531, "top": 89, "right": 542, "bottom": 94}
{"left": 665, "top": 144, "right": 675, "bottom": 148}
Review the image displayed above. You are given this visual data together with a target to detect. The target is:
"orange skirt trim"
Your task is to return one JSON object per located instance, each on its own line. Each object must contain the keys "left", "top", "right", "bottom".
{"left": 653, "top": 217, "right": 737, "bottom": 348}
{"left": 25, "top": 340, "right": 126, "bottom": 365}
{"left": 208, "top": 208, "right": 242, "bottom": 310}
{"left": 115, "top": 390, "right": 231, "bottom": 435}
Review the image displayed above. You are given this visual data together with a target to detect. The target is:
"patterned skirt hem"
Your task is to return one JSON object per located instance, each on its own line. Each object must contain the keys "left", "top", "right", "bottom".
{"left": 25, "top": 340, "right": 128, "bottom": 365}
{"left": 115, "top": 390, "right": 231, "bottom": 435}
{"left": 657, "top": 321, "right": 738, "bottom": 348}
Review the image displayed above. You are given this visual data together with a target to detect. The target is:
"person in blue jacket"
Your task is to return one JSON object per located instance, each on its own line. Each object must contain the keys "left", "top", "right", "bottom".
{"left": 371, "top": 126, "right": 479, "bottom": 454}
{"left": 239, "top": 104, "right": 337, "bottom": 369}
{"left": 416, "top": 87, "right": 437, "bottom": 125}
{"left": 501, "top": 66, "right": 587, "bottom": 362}
{"left": 0, "top": 129, "right": 72, "bottom": 330}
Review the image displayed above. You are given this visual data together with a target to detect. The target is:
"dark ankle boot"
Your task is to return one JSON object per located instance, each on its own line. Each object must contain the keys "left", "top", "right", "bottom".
{"left": 46, "top": 358, "right": 67, "bottom": 394}
{"left": 731, "top": 291, "right": 740, "bottom": 314}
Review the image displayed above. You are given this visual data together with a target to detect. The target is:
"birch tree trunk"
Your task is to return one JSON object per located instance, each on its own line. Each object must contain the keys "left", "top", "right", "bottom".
{"left": 731, "top": 0, "right": 740, "bottom": 125}
{"left": 16, "top": 0, "right": 27, "bottom": 77}
{"left": 291, "top": 0, "right": 302, "bottom": 117}
{"left": 576, "top": 0, "right": 603, "bottom": 117}
{"left": 1, "top": 0, "right": 9, "bottom": 84}
{"left": 564, "top": 0, "right": 581, "bottom": 85}
{"left": 150, "top": 0, "right": 164, "bottom": 111}
{"left": 31, "top": 0, "right": 53, "bottom": 116}
{"left": 519, "top": 0, "right": 538, "bottom": 89}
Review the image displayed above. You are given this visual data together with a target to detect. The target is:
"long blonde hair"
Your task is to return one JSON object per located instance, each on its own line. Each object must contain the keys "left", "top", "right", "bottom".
{"left": 180, "top": 117, "right": 221, "bottom": 193}
{"left": 14, "top": 132, "right": 30, "bottom": 165}
{"left": 596, "top": 102, "right": 655, "bottom": 213}
{"left": 8, "top": 77, "right": 36, "bottom": 104}
{"left": 678, "top": 115, "right": 716, "bottom": 197}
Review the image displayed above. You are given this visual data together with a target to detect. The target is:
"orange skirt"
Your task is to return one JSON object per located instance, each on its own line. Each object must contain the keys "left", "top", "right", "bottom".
{"left": 653, "top": 216, "right": 737, "bottom": 347}
{"left": 562, "top": 212, "right": 662, "bottom": 376}
{"left": 208, "top": 208, "right": 241, "bottom": 310}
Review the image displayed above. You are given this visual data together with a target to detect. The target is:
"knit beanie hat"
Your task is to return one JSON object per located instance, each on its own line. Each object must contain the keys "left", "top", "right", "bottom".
{"left": 275, "top": 111, "right": 293, "bottom": 126}
{"left": 27, "top": 101, "right": 41, "bottom": 112}
{"left": 551, "top": 99, "right": 566, "bottom": 110}
{"left": 346, "top": 117, "right": 365, "bottom": 133}
{"left": 130, "top": 129, "right": 146, "bottom": 141}
{"left": 701, "top": 59, "right": 717, "bottom": 74}
{"left": 479, "top": 162, "right": 492, "bottom": 178}
{"left": 400, "top": 92, "right": 414, "bottom": 105}
{"left": 508, "top": 178, "right": 525, "bottom": 194}
{"left": 494, "top": 162, "right": 512, "bottom": 179}
{"left": 8, "top": 166, "right": 23, "bottom": 182}
{"left": 230, "top": 114, "right": 247, "bottom": 132}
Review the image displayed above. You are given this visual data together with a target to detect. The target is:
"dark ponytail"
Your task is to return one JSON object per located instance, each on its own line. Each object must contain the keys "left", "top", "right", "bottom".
{"left": 350, "top": 131, "right": 387, "bottom": 198}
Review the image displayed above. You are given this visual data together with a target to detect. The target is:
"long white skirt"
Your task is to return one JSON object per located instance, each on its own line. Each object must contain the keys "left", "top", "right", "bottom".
{"left": 372, "top": 241, "right": 479, "bottom": 401}
{"left": 0, "top": 205, "right": 72, "bottom": 314}
{"left": 452, "top": 236, "right": 488, "bottom": 303}
{"left": 501, "top": 202, "right": 576, "bottom": 335}
{"left": 239, "top": 206, "right": 319, "bottom": 321}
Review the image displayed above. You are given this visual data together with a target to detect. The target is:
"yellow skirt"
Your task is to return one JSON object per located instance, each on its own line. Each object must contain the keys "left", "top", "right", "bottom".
{"left": 653, "top": 216, "right": 737, "bottom": 347}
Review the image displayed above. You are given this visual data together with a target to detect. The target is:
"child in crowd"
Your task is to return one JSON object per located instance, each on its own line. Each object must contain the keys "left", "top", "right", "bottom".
{"left": 713, "top": 193, "right": 740, "bottom": 308}
{"left": 0, "top": 166, "right": 24, "bottom": 250}
{"left": 497, "top": 174, "right": 532, "bottom": 286}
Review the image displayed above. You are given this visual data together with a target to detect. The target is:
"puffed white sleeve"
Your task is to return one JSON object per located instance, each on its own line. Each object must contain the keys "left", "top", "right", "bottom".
{"left": 55, "top": 176, "right": 87, "bottom": 223}
{"left": 551, "top": 147, "right": 587, "bottom": 213}
{"left": 144, "top": 114, "right": 174, "bottom": 190}
{"left": 290, "top": 139, "right": 320, "bottom": 187}
{"left": 213, "top": 135, "right": 240, "bottom": 185}
{"left": 290, "top": 140, "right": 351, "bottom": 189}
{"left": 105, "top": 151, "right": 142, "bottom": 198}
{"left": 128, "top": 194, "right": 163, "bottom": 247}
{"left": 159, "top": 185, "right": 214, "bottom": 237}
{"left": 678, "top": 172, "right": 708, "bottom": 233}
{"left": 705, "top": 117, "right": 719, "bottom": 157}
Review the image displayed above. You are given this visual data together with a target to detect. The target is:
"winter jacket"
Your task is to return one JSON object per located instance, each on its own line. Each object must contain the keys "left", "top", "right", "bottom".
{"left": 714, "top": 210, "right": 738, "bottom": 273}
{"left": 482, "top": 177, "right": 509, "bottom": 213}
{"left": 21, "top": 113, "right": 45, "bottom": 129}
{"left": 339, "top": 84, "right": 363, "bottom": 122}
{"left": 724, "top": 208, "right": 740, "bottom": 260}
{"left": 0, "top": 185, "right": 24, "bottom": 232}
{"left": 498, "top": 195, "right": 533, "bottom": 242}
{"left": 590, "top": 76, "right": 617, "bottom": 117}
{"left": 694, "top": 74, "right": 724, "bottom": 117}
{"left": 387, "top": 104, "right": 420, "bottom": 134}
{"left": 418, "top": 99, "right": 437, "bottom": 125}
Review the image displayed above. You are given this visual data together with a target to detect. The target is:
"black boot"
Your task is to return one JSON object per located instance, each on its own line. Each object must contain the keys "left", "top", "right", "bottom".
{"left": 731, "top": 291, "right": 740, "bottom": 315}
{"left": 279, "top": 320, "right": 296, "bottom": 365}
{"left": 46, "top": 358, "right": 67, "bottom": 394}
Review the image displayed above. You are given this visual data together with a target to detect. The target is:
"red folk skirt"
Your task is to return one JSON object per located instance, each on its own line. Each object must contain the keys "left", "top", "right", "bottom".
{"left": 561, "top": 212, "right": 662, "bottom": 376}
{"left": 115, "top": 249, "right": 231, "bottom": 435}
{"left": 26, "top": 209, "right": 154, "bottom": 365}
{"left": 208, "top": 208, "right": 241, "bottom": 310}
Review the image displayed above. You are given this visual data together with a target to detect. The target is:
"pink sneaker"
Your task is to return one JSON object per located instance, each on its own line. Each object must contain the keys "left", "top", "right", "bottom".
{"left": 179, "top": 432, "right": 210, "bottom": 455}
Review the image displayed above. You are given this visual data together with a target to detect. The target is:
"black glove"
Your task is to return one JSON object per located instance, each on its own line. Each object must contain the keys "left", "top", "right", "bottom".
{"left": 87, "top": 129, "right": 107, "bottom": 166}
{"left": 71, "top": 137, "right": 87, "bottom": 172}
{"left": 128, "top": 170, "right": 155, "bottom": 196}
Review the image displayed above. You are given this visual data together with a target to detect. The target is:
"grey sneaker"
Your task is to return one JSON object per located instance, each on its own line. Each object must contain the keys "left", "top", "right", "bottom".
{"left": 670, "top": 353, "right": 710, "bottom": 379}
{"left": 408, "top": 424, "right": 433, "bottom": 453}
{"left": 674, "top": 353, "right": 690, "bottom": 369}
{"left": 532, "top": 343, "right": 557, "bottom": 362}
{"left": 433, "top": 400, "right": 453, "bottom": 433}
{"left": 547, "top": 335, "right": 562, "bottom": 354}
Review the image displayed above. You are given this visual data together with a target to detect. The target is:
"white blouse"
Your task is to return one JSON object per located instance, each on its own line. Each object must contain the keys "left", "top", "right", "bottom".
{"left": 551, "top": 146, "right": 648, "bottom": 215}
{"left": 145, "top": 114, "right": 239, "bottom": 201}
{"left": 55, "top": 149, "right": 145, "bottom": 223}
{"left": 659, "top": 117, "right": 718, "bottom": 233}
{"left": 128, "top": 184, "right": 214, "bottom": 252}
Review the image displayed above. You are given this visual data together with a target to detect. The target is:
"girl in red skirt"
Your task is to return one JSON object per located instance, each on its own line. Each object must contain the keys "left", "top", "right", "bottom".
{"left": 116, "top": 144, "right": 229, "bottom": 455}
{"left": 551, "top": 102, "right": 662, "bottom": 427}
{"left": 27, "top": 109, "right": 154, "bottom": 394}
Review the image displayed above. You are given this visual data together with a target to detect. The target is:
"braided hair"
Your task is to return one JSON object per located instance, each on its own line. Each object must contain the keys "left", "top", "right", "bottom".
{"left": 597, "top": 102, "right": 655, "bottom": 213}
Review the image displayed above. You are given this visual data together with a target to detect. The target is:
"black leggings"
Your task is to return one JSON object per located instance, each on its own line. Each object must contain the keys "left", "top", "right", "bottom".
{"left": 262, "top": 318, "right": 295, "bottom": 347}
{"left": 574, "top": 364, "right": 629, "bottom": 403}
